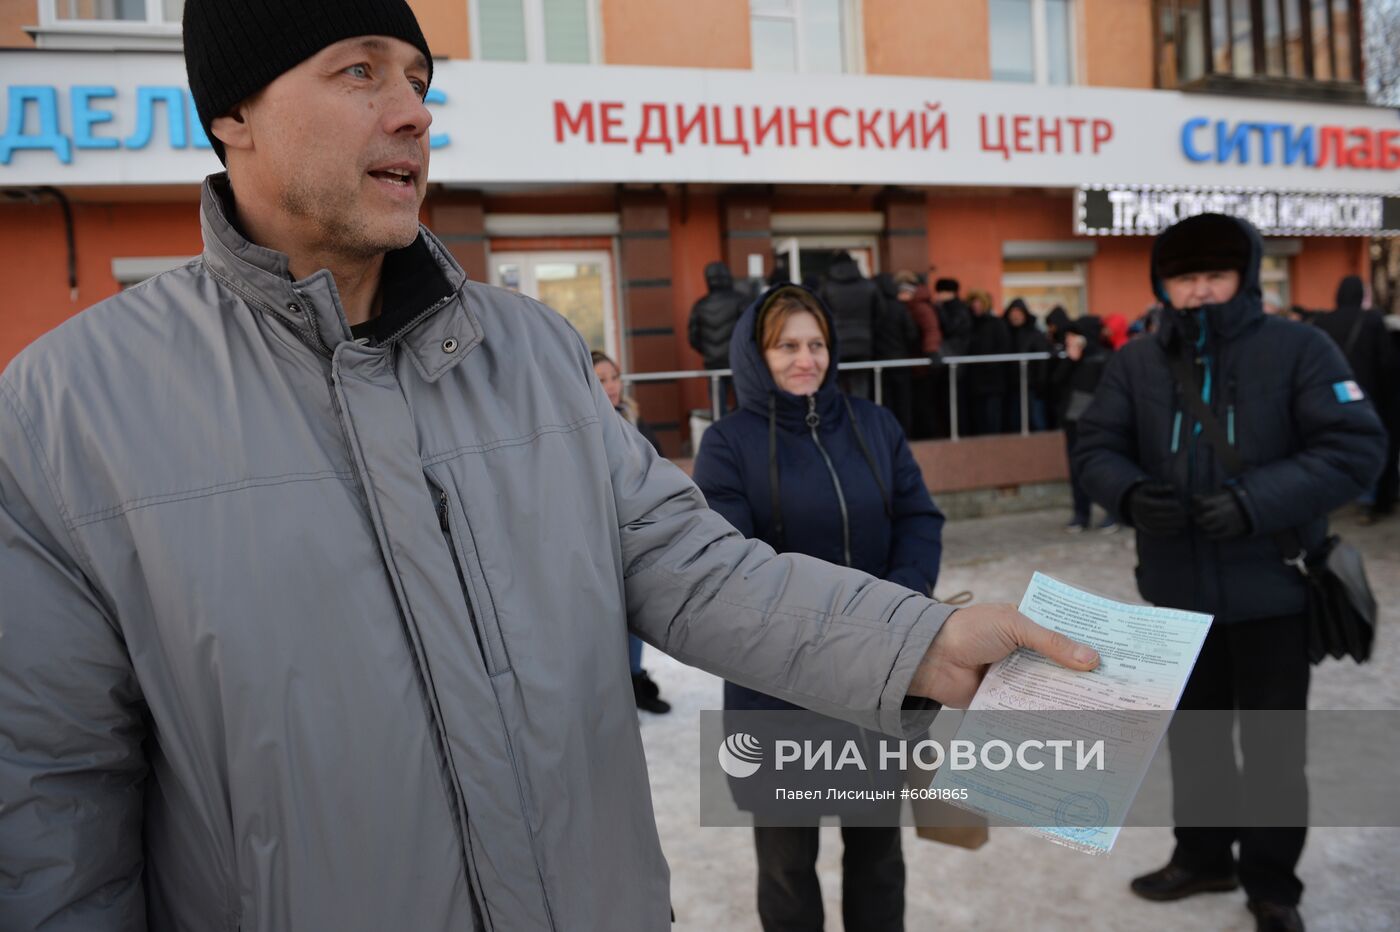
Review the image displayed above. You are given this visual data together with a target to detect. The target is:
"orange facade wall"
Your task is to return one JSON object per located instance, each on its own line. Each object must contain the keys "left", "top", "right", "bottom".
{"left": 927, "top": 191, "right": 1079, "bottom": 311}
{"left": 411, "top": 0, "right": 471, "bottom": 60}
{"left": 667, "top": 189, "right": 724, "bottom": 418}
{"left": 1289, "top": 238, "right": 1369, "bottom": 311}
{"left": 0, "top": 198, "right": 202, "bottom": 369}
{"left": 601, "top": 0, "right": 751, "bottom": 69}
{"left": 863, "top": 0, "right": 989, "bottom": 79}
{"left": 1080, "top": 0, "right": 1154, "bottom": 88}
{"left": 1087, "top": 237, "right": 1154, "bottom": 317}
{"left": 0, "top": 4, "right": 34, "bottom": 49}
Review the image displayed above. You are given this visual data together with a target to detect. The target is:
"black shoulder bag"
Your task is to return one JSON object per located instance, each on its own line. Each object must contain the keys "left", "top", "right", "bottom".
{"left": 1165, "top": 351, "right": 1376, "bottom": 664}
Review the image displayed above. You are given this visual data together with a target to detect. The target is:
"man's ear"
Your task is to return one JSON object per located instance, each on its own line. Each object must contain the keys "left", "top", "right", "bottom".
{"left": 210, "top": 101, "right": 253, "bottom": 152}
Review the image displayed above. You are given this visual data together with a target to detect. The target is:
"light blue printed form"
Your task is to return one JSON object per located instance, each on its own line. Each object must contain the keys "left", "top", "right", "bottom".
{"left": 932, "top": 573, "right": 1212, "bottom": 854}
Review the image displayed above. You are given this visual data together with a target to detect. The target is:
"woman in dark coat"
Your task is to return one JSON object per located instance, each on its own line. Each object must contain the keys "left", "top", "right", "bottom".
{"left": 692, "top": 285, "right": 944, "bottom": 932}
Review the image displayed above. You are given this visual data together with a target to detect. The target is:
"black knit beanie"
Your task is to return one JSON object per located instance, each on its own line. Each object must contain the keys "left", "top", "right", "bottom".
{"left": 1153, "top": 213, "right": 1252, "bottom": 281}
{"left": 183, "top": 0, "right": 433, "bottom": 163}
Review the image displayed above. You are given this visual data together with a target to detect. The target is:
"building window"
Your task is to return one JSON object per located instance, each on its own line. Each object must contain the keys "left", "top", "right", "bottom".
{"left": 1154, "top": 0, "right": 1362, "bottom": 90}
{"left": 749, "top": 0, "right": 859, "bottom": 74}
{"left": 33, "top": 0, "right": 183, "bottom": 48}
{"left": 473, "top": 0, "right": 599, "bottom": 64}
{"left": 46, "top": 0, "right": 182, "bottom": 22}
{"left": 990, "top": 0, "right": 1075, "bottom": 85}
{"left": 490, "top": 250, "right": 618, "bottom": 356}
{"left": 1001, "top": 259, "right": 1088, "bottom": 320}
{"left": 1259, "top": 254, "right": 1292, "bottom": 310}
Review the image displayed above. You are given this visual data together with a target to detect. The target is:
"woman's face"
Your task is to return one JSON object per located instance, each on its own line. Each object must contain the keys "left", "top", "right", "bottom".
{"left": 593, "top": 360, "right": 622, "bottom": 408}
{"left": 1007, "top": 307, "right": 1027, "bottom": 328}
{"left": 764, "top": 310, "right": 829, "bottom": 397}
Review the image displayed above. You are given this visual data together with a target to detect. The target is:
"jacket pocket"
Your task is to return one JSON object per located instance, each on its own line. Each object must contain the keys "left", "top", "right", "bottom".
{"left": 433, "top": 482, "right": 513, "bottom": 676}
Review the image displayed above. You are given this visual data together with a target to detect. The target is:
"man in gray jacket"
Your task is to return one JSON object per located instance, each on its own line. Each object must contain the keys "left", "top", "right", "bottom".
{"left": 0, "top": 2, "right": 1098, "bottom": 929}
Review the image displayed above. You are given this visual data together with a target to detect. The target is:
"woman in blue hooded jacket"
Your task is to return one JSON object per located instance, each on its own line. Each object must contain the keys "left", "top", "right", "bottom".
{"left": 693, "top": 284, "right": 944, "bottom": 931}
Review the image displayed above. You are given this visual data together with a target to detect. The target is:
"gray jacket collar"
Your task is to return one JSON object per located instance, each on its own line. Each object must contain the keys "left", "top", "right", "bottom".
{"left": 198, "top": 173, "right": 480, "bottom": 382}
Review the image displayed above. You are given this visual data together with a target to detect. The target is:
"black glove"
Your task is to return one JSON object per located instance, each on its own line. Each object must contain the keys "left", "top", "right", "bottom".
{"left": 1192, "top": 489, "right": 1252, "bottom": 540}
{"left": 1124, "top": 482, "right": 1188, "bottom": 536}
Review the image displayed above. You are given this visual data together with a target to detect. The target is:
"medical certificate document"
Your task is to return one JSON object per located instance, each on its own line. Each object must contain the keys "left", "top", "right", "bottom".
{"left": 932, "top": 572, "right": 1212, "bottom": 854}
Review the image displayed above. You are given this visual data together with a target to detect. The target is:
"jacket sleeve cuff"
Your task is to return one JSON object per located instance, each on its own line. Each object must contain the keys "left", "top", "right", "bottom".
{"left": 874, "top": 600, "right": 956, "bottom": 737}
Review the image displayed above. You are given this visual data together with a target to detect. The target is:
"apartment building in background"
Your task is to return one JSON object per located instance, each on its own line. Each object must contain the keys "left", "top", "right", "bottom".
{"left": 1, "top": 0, "right": 1395, "bottom": 461}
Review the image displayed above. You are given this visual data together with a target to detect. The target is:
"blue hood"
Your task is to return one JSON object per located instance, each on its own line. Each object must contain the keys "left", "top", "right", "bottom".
{"left": 728, "top": 283, "right": 845, "bottom": 432}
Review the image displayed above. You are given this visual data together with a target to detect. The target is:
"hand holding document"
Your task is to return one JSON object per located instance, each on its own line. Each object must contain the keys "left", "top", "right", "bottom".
{"left": 931, "top": 573, "right": 1212, "bottom": 853}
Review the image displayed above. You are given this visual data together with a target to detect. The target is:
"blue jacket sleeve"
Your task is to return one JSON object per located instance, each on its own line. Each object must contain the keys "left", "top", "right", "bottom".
{"left": 691, "top": 422, "right": 756, "bottom": 538}
{"left": 876, "top": 408, "right": 944, "bottom": 596}
{"left": 1234, "top": 332, "right": 1387, "bottom": 535}
{"left": 1073, "top": 350, "right": 1151, "bottom": 518}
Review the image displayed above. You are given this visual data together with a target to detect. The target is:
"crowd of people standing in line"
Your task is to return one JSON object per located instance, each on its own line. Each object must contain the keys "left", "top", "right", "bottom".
{"left": 680, "top": 254, "right": 1398, "bottom": 531}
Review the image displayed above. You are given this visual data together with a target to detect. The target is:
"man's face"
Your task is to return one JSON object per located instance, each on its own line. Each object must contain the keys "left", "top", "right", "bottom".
{"left": 1163, "top": 270, "right": 1241, "bottom": 309}
{"left": 933, "top": 290, "right": 956, "bottom": 304}
{"left": 222, "top": 36, "right": 432, "bottom": 258}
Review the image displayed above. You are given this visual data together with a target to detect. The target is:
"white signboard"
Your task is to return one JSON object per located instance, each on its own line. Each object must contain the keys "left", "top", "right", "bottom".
{"left": 2, "top": 50, "right": 1398, "bottom": 193}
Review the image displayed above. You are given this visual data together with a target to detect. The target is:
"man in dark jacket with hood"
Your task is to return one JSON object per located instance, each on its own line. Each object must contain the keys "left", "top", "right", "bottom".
{"left": 688, "top": 261, "right": 747, "bottom": 370}
{"left": 1312, "top": 275, "right": 1396, "bottom": 521}
{"left": 1074, "top": 214, "right": 1385, "bottom": 932}
{"left": 965, "top": 291, "right": 1013, "bottom": 435}
{"left": 874, "top": 272, "right": 921, "bottom": 435}
{"left": 1003, "top": 298, "right": 1052, "bottom": 431}
{"left": 1051, "top": 315, "right": 1112, "bottom": 530}
{"left": 688, "top": 261, "right": 748, "bottom": 415}
{"left": 818, "top": 252, "right": 882, "bottom": 399}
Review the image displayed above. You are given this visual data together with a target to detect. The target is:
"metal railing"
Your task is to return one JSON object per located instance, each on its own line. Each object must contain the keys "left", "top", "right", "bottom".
{"left": 624, "top": 352, "right": 1056, "bottom": 442}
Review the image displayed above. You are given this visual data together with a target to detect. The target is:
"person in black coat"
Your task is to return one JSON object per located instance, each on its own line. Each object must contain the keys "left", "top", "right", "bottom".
{"left": 1002, "top": 298, "right": 1052, "bottom": 432}
{"left": 688, "top": 261, "right": 748, "bottom": 415}
{"left": 931, "top": 279, "right": 974, "bottom": 435}
{"left": 1050, "top": 315, "right": 1114, "bottom": 531}
{"left": 692, "top": 284, "right": 944, "bottom": 932}
{"left": 874, "top": 272, "right": 921, "bottom": 436}
{"left": 1311, "top": 275, "right": 1397, "bottom": 522}
{"left": 818, "top": 252, "right": 882, "bottom": 399}
{"left": 1074, "top": 214, "right": 1385, "bottom": 932}
{"left": 931, "top": 278, "right": 972, "bottom": 358}
{"left": 963, "top": 290, "right": 1012, "bottom": 435}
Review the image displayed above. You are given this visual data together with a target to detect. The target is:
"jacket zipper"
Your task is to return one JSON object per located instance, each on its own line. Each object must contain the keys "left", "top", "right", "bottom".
{"left": 807, "top": 396, "right": 852, "bottom": 567}
{"left": 436, "top": 489, "right": 492, "bottom": 671}
{"left": 1226, "top": 377, "right": 1237, "bottom": 449}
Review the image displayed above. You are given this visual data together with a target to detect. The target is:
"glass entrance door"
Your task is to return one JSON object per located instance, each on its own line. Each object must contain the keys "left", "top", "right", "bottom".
{"left": 490, "top": 250, "right": 618, "bottom": 357}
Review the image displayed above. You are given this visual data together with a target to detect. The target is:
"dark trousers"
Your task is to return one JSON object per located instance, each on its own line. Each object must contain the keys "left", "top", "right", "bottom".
{"left": 1375, "top": 424, "right": 1398, "bottom": 513}
{"left": 753, "top": 826, "right": 904, "bottom": 932}
{"left": 879, "top": 370, "right": 914, "bottom": 438}
{"left": 919, "top": 372, "right": 952, "bottom": 440}
{"left": 1064, "top": 423, "right": 1092, "bottom": 524}
{"left": 706, "top": 373, "right": 735, "bottom": 418}
{"left": 968, "top": 392, "right": 1004, "bottom": 436}
{"left": 1168, "top": 614, "right": 1310, "bottom": 906}
{"left": 1004, "top": 393, "right": 1048, "bottom": 433}
{"left": 840, "top": 371, "right": 873, "bottom": 401}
